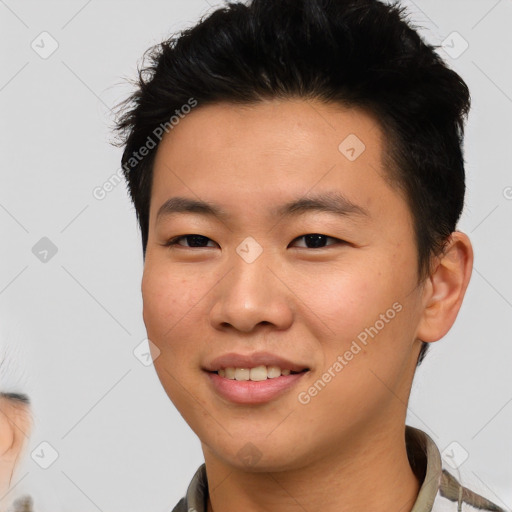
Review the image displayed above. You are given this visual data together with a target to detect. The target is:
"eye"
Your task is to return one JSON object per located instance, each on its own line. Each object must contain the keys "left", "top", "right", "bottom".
{"left": 163, "top": 233, "right": 345, "bottom": 250}
{"left": 289, "top": 234, "right": 344, "bottom": 249}
{"left": 163, "top": 234, "right": 217, "bottom": 248}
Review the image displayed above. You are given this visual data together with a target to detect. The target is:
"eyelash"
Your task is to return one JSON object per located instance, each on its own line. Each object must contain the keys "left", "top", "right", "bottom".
{"left": 162, "top": 234, "right": 346, "bottom": 249}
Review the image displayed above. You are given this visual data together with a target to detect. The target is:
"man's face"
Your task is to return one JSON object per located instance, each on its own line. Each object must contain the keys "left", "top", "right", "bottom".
{"left": 142, "top": 99, "right": 427, "bottom": 470}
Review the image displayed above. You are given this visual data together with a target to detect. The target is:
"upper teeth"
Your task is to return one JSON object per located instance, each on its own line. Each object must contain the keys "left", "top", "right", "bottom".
{"left": 218, "top": 366, "right": 293, "bottom": 381}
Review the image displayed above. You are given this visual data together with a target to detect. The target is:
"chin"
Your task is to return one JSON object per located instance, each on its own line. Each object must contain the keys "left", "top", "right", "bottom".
{"left": 204, "top": 432, "right": 312, "bottom": 473}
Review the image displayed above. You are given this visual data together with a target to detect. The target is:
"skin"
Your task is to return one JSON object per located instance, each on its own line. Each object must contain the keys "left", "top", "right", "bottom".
{"left": 141, "top": 99, "right": 473, "bottom": 512}
{"left": 0, "top": 396, "right": 31, "bottom": 506}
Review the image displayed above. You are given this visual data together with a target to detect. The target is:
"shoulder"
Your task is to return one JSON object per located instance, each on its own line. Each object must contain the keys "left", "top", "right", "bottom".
{"left": 432, "top": 469, "right": 507, "bottom": 512}
{"left": 171, "top": 497, "right": 188, "bottom": 512}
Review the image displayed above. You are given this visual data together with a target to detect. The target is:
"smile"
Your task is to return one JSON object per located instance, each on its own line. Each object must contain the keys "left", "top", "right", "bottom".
{"left": 215, "top": 365, "right": 303, "bottom": 381}
{"left": 206, "top": 368, "right": 309, "bottom": 404}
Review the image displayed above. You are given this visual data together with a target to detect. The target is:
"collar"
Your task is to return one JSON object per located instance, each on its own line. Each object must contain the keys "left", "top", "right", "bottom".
{"left": 181, "top": 425, "right": 443, "bottom": 512}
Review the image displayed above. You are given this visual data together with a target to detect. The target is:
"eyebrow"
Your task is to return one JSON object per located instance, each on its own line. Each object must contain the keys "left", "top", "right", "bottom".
{"left": 156, "top": 191, "right": 370, "bottom": 223}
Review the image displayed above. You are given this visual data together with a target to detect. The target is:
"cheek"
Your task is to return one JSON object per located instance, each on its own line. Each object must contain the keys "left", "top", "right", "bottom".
{"left": 141, "top": 260, "right": 213, "bottom": 377}
{"left": 141, "top": 263, "right": 205, "bottom": 412}
{"left": 0, "top": 412, "right": 15, "bottom": 457}
{"left": 302, "top": 253, "right": 419, "bottom": 373}
{"left": 142, "top": 262, "right": 195, "bottom": 337}
{"left": 295, "top": 275, "right": 418, "bottom": 436}
{"left": 296, "top": 263, "right": 393, "bottom": 343}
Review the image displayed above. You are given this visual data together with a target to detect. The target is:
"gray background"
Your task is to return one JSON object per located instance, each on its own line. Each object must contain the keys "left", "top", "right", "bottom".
{"left": 1, "top": 0, "right": 511, "bottom": 510}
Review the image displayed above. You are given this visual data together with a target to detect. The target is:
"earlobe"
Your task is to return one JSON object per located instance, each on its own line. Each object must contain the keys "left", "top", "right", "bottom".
{"left": 416, "top": 231, "right": 474, "bottom": 343}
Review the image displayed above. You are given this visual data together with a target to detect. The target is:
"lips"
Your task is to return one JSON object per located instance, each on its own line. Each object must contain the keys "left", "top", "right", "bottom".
{"left": 203, "top": 351, "right": 311, "bottom": 404}
{"left": 203, "top": 351, "right": 310, "bottom": 373}
{"left": 206, "top": 368, "right": 308, "bottom": 404}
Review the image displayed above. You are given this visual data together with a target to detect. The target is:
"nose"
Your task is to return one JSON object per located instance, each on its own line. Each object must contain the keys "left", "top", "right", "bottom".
{"left": 209, "top": 252, "right": 294, "bottom": 334}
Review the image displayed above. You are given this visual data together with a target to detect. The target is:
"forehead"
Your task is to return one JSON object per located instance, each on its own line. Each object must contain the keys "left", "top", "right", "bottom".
{"left": 153, "top": 98, "right": 384, "bottom": 169}
{"left": 150, "top": 99, "right": 404, "bottom": 226}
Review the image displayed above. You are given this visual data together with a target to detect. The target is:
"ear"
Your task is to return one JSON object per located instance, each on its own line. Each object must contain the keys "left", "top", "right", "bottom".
{"left": 416, "top": 231, "right": 473, "bottom": 343}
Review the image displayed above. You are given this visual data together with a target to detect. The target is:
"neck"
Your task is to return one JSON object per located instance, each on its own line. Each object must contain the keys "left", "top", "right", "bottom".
{"left": 204, "top": 423, "right": 421, "bottom": 512}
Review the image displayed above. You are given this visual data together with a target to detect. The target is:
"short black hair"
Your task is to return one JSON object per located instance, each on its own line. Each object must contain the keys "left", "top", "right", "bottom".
{"left": 113, "top": 0, "right": 471, "bottom": 366}
{"left": 0, "top": 392, "right": 30, "bottom": 405}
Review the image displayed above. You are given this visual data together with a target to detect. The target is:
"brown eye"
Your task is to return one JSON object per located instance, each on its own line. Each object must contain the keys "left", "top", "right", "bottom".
{"left": 164, "top": 234, "right": 216, "bottom": 248}
{"left": 290, "top": 234, "right": 344, "bottom": 249}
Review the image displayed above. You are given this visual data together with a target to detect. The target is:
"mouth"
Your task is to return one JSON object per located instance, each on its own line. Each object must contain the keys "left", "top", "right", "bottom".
{"left": 205, "top": 366, "right": 310, "bottom": 404}
{"left": 208, "top": 365, "right": 309, "bottom": 381}
{"left": 203, "top": 352, "right": 311, "bottom": 404}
